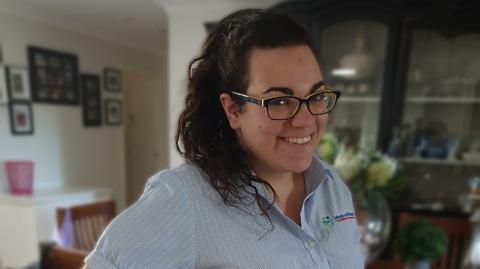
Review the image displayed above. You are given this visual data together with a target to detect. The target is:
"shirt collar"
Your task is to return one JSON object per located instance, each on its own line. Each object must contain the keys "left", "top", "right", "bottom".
{"left": 250, "top": 154, "right": 328, "bottom": 202}
{"left": 304, "top": 154, "right": 328, "bottom": 196}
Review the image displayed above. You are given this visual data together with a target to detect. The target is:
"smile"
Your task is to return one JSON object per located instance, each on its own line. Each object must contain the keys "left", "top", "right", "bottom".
{"left": 282, "top": 135, "right": 312, "bottom": 145}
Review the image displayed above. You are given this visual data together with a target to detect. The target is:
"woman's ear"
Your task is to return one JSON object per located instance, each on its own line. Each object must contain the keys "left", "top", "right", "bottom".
{"left": 219, "top": 93, "right": 241, "bottom": 129}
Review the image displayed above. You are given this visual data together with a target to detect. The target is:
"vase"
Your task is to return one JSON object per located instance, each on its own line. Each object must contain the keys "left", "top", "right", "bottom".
{"left": 354, "top": 191, "right": 392, "bottom": 263}
{"left": 404, "top": 260, "right": 431, "bottom": 269}
{"left": 462, "top": 208, "right": 480, "bottom": 268}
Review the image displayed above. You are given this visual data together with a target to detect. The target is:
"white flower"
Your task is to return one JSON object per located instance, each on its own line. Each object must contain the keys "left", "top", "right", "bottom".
{"left": 334, "top": 146, "right": 361, "bottom": 182}
{"left": 366, "top": 154, "right": 397, "bottom": 188}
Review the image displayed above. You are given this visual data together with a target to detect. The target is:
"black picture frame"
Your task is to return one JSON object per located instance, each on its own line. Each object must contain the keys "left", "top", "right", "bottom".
{"left": 6, "top": 66, "right": 31, "bottom": 101}
{"left": 104, "top": 99, "right": 122, "bottom": 126}
{"left": 81, "top": 74, "right": 102, "bottom": 127}
{"left": 103, "top": 68, "right": 122, "bottom": 92}
{"left": 9, "top": 101, "right": 34, "bottom": 135}
{"left": 28, "top": 46, "right": 79, "bottom": 105}
{"left": 0, "top": 65, "right": 7, "bottom": 104}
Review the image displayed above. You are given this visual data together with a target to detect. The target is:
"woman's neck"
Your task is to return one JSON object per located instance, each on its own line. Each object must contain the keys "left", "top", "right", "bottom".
{"left": 253, "top": 168, "right": 306, "bottom": 225}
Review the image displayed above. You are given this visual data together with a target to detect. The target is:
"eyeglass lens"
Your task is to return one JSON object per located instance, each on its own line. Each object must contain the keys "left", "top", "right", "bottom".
{"left": 267, "top": 92, "right": 337, "bottom": 120}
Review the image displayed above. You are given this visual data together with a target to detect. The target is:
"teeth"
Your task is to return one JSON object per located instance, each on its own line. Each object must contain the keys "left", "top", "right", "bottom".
{"left": 283, "top": 135, "right": 311, "bottom": 145}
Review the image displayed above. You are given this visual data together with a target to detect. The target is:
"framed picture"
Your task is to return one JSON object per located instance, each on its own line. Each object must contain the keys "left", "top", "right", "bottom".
{"left": 103, "top": 68, "right": 121, "bottom": 92}
{"left": 9, "top": 101, "right": 34, "bottom": 135}
{"left": 104, "top": 99, "right": 122, "bottom": 125}
{"left": 0, "top": 65, "right": 7, "bottom": 104}
{"left": 6, "top": 66, "right": 31, "bottom": 100}
{"left": 81, "top": 74, "right": 102, "bottom": 127}
{"left": 28, "top": 46, "right": 79, "bottom": 105}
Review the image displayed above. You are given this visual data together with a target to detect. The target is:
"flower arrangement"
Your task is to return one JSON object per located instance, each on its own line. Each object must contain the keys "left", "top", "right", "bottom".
{"left": 318, "top": 133, "right": 408, "bottom": 201}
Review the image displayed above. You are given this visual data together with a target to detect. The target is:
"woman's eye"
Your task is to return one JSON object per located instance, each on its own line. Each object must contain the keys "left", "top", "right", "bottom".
{"left": 270, "top": 98, "right": 290, "bottom": 106}
{"left": 311, "top": 94, "right": 325, "bottom": 101}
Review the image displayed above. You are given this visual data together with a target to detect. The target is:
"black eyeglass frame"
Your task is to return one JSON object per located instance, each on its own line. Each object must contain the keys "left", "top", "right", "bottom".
{"left": 229, "top": 89, "right": 341, "bottom": 120}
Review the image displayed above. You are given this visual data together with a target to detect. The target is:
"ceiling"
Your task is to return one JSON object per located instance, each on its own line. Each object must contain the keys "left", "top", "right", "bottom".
{"left": 0, "top": 0, "right": 284, "bottom": 56}
{"left": 0, "top": 0, "right": 169, "bottom": 56}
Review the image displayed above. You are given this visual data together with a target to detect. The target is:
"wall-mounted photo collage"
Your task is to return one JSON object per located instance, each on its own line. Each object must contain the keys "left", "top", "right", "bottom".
{"left": 1, "top": 45, "right": 124, "bottom": 135}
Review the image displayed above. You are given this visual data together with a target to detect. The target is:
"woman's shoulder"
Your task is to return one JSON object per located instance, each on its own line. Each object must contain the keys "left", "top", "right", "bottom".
{"left": 111, "top": 163, "right": 202, "bottom": 228}
{"left": 98, "top": 163, "right": 206, "bottom": 240}
{"left": 142, "top": 163, "right": 219, "bottom": 204}
{"left": 85, "top": 163, "right": 200, "bottom": 268}
{"left": 144, "top": 163, "right": 204, "bottom": 190}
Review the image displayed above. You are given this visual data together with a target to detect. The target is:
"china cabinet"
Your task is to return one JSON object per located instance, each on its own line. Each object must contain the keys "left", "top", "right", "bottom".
{"left": 316, "top": 20, "right": 389, "bottom": 150}
{"left": 398, "top": 22, "right": 480, "bottom": 165}
{"left": 270, "top": 1, "right": 405, "bottom": 150}
{"left": 270, "top": 0, "right": 480, "bottom": 208}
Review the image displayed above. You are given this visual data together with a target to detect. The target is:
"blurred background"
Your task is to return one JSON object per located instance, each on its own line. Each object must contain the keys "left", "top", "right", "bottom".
{"left": 0, "top": 0, "right": 479, "bottom": 268}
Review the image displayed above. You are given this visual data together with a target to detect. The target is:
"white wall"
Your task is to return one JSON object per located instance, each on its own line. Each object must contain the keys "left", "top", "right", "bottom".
{"left": 0, "top": 11, "right": 164, "bottom": 208}
{"left": 165, "top": 1, "right": 282, "bottom": 167}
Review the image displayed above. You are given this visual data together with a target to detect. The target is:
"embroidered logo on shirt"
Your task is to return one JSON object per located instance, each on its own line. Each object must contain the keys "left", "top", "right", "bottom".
{"left": 322, "top": 212, "right": 355, "bottom": 227}
{"left": 321, "top": 216, "right": 335, "bottom": 227}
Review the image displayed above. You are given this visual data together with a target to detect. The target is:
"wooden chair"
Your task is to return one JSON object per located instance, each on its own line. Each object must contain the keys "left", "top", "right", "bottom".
{"left": 39, "top": 242, "right": 86, "bottom": 269}
{"left": 397, "top": 212, "right": 472, "bottom": 269}
{"left": 56, "top": 199, "right": 116, "bottom": 252}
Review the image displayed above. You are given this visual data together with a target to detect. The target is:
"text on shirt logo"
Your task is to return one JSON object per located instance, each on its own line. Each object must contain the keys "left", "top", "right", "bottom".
{"left": 321, "top": 212, "right": 355, "bottom": 227}
{"left": 334, "top": 212, "right": 355, "bottom": 223}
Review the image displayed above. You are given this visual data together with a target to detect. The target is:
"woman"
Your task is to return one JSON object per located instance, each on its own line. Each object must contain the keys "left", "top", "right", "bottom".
{"left": 84, "top": 9, "right": 364, "bottom": 269}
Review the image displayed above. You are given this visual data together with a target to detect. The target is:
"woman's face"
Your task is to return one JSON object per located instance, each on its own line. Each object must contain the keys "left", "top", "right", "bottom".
{"left": 228, "top": 45, "right": 328, "bottom": 177}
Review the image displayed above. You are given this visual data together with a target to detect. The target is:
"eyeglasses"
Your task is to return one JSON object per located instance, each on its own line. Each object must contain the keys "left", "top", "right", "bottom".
{"left": 230, "top": 86, "right": 340, "bottom": 120}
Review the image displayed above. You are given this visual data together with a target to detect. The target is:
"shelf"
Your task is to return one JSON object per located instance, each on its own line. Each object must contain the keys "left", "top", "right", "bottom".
{"left": 0, "top": 186, "right": 112, "bottom": 206}
{"left": 399, "top": 157, "right": 480, "bottom": 166}
{"left": 340, "top": 96, "right": 380, "bottom": 103}
{"left": 406, "top": 97, "right": 480, "bottom": 104}
{"left": 468, "top": 194, "right": 480, "bottom": 200}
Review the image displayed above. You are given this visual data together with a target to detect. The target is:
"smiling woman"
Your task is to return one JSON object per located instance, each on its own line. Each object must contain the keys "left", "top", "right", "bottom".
{"left": 83, "top": 9, "right": 364, "bottom": 269}
{"left": 220, "top": 46, "right": 334, "bottom": 186}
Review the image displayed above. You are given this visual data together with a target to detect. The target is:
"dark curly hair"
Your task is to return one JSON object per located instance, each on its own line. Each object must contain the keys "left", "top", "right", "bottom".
{"left": 176, "top": 9, "right": 315, "bottom": 225}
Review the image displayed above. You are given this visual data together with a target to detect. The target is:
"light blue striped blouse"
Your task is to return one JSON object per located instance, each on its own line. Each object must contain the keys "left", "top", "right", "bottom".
{"left": 85, "top": 156, "right": 364, "bottom": 268}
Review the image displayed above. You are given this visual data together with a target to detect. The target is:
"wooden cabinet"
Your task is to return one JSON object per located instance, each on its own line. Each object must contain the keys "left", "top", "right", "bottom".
{"left": 270, "top": 0, "right": 480, "bottom": 207}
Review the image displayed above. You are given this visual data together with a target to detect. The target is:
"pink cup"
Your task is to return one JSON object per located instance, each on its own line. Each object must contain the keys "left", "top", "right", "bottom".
{"left": 5, "top": 161, "right": 34, "bottom": 196}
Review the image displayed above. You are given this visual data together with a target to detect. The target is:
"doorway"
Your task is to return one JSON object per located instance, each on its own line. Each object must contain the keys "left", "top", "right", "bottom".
{"left": 123, "top": 71, "right": 168, "bottom": 205}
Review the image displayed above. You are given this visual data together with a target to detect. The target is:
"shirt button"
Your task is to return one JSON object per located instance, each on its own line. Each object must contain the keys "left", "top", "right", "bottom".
{"left": 307, "top": 240, "right": 317, "bottom": 248}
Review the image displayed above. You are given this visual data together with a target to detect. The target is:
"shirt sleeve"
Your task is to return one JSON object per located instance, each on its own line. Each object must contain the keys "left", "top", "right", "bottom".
{"left": 85, "top": 170, "right": 197, "bottom": 269}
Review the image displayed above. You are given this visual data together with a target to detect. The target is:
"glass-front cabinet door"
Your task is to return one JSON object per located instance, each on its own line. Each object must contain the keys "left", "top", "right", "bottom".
{"left": 316, "top": 20, "right": 389, "bottom": 150}
{"left": 398, "top": 29, "right": 480, "bottom": 165}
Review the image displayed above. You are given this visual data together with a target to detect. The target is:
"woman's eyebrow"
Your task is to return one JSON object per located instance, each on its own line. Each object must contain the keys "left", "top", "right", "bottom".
{"left": 262, "top": 81, "right": 324, "bottom": 95}
{"left": 263, "top": 87, "right": 293, "bottom": 95}
{"left": 308, "top": 81, "right": 325, "bottom": 94}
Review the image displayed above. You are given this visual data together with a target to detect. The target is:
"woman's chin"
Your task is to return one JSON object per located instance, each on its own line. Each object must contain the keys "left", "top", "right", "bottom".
{"left": 281, "top": 157, "right": 313, "bottom": 173}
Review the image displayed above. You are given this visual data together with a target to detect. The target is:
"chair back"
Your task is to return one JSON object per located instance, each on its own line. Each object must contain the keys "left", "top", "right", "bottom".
{"left": 40, "top": 242, "right": 86, "bottom": 269}
{"left": 56, "top": 199, "right": 116, "bottom": 252}
{"left": 398, "top": 212, "right": 471, "bottom": 269}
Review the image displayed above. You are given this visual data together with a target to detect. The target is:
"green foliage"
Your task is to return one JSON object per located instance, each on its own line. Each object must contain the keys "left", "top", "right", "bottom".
{"left": 393, "top": 218, "right": 447, "bottom": 262}
{"left": 376, "top": 174, "right": 410, "bottom": 201}
{"left": 317, "top": 133, "right": 339, "bottom": 164}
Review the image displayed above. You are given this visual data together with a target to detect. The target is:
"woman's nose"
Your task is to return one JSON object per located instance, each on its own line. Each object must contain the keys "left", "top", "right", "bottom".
{"left": 290, "top": 102, "right": 316, "bottom": 127}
